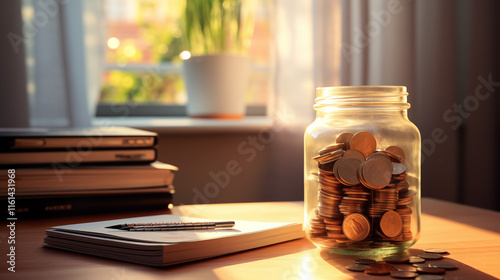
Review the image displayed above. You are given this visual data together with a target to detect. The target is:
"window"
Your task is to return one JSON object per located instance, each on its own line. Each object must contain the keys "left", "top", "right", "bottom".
{"left": 98, "top": 0, "right": 272, "bottom": 117}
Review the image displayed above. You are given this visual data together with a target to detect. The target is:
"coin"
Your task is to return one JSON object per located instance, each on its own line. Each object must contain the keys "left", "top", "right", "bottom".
{"left": 350, "top": 131, "right": 377, "bottom": 158}
{"left": 415, "top": 276, "right": 444, "bottom": 280}
{"left": 343, "top": 149, "right": 366, "bottom": 162}
{"left": 392, "top": 162, "right": 407, "bottom": 175}
{"left": 342, "top": 213, "right": 370, "bottom": 242}
{"left": 354, "top": 259, "right": 377, "bottom": 265}
{"left": 346, "top": 264, "right": 369, "bottom": 272}
{"left": 390, "top": 271, "right": 418, "bottom": 279}
{"left": 336, "top": 132, "right": 354, "bottom": 149}
{"left": 408, "top": 256, "right": 426, "bottom": 263}
{"left": 319, "top": 143, "right": 344, "bottom": 155}
{"left": 418, "top": 253, "right": 443, "bottom": 260}
{"left": 364, "top": 262, "right": 396, "bottom": 275}
{"left": 416, "top": 267, "right": 445, "bottom": 274}
{"left": 397, "top": 266, "right": 417, "bottom": 272}
{"left": 382, "top": 255, "right": 408, "bottom": 264}
{"left": 385, "top": 145, "right": 406, "bottom": 163}
{"left": 368, "top": 152, "right": 393, "bottom": 171}
{"left": 431, "top": 262, "right": 457, "bottom": 270}
{"left": 380, "top": 210, "right": 403, "bottom": 238}
{"left": 423, "top": 248, "right": 448, "bottom": 254}
{"left": 336, "top": 158, "right": 363, "bottom": 186}
{"left": 359, "top": 158, "right": 392, "bottom": 189}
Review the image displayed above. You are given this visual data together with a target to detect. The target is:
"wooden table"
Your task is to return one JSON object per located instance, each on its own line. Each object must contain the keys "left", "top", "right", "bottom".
{"left": 1, "top": 198, "right": 500, "bottom": 279}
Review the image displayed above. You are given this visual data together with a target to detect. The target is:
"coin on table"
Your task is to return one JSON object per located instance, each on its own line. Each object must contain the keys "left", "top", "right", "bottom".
{"left": 354, "top": 259, "right": 376, "bottom": 265}
{"left": 412, "top": 263, "right": 432, "bottom": 268}
{"left": 336, "top": 132, "right": 354, "bottom": 149}
{"left": 408, "top": 256, "right": 426, "bottom": 263}
{"left": 349, "top": 131, "right": 377, "bottom": 158}
{"left": 415, "top": 276, "right": 444, "bottom": 280}
{"left": 364, "top": 262, "right": 396, "bottom": 275}
{"left": 416, "top": 267, "right": 445, "bottom": 274}
{"left": 418, "top": 253, "right": 443, "bottom": 260}
{"left": 431, "top": 262, "right": 457, "bottom": 270}
{"left": 423, "top": 248, "right": 448, "bottom": 254}
{"left": 342, "top": 213, "right": 370, "bottom": 242}
{"left": 382, "top": 255, "right": 409, "bottom": 264}
{"left": 390, "top": 271, "right": 418, "bottom": 279}
{"left": 397, "top": 266, "right": 417, "bottom": 272}
{"left": 380, "top": 210, "right": 403, "bottom": 238}
{"left": 346, "top": 264, "right": 369, "bottom": 272}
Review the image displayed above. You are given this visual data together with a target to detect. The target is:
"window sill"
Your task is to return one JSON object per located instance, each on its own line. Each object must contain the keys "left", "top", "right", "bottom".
{"left": 93, "top": 116, "right": 273, "bottom": 134}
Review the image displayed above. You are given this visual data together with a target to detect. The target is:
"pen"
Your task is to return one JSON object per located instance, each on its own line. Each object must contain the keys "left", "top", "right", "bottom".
{"left": 105, "top": 221, "right": 236, "bottom": 231}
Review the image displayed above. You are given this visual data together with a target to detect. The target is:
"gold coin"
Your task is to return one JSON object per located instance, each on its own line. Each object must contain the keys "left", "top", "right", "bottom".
{"left": 342, "top": 213, "right": 370, "bottom": 242}
{"left": 349, "top": 131, "right": 377, "bottom": 158}
{"left": 336, "top": 132, "right": 354, "bottom": 149}
{"left": 380, "top": 210, "right": 403, "bottom": 238}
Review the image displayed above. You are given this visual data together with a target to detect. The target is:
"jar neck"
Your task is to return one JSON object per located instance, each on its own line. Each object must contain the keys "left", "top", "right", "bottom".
{"left": 314, "top": 86, "right": 411, "bottom": 116}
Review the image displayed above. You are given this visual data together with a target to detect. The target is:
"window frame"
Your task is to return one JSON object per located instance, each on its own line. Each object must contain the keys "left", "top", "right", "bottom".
{"left": 97, "top": 0, "right": 273, "bottom": 118}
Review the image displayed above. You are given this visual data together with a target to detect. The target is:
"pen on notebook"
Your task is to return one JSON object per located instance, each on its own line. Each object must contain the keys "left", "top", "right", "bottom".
{"left": 105, "top": 221, "right": 236, "bottom": 231}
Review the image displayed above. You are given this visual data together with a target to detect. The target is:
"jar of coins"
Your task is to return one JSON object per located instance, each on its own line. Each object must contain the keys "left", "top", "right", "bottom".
{"left": 304, "top": 86, "right": 421, "bottom": 255}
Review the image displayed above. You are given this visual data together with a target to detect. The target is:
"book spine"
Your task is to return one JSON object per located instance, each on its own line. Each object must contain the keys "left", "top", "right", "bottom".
{"left": 3, "top": 192, "right": 173, "bottom": 219}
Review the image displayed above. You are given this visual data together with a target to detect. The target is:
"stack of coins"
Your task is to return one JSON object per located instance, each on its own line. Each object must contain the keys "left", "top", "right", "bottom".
{"left": 309, "top": 131, "right": 415, "bottom": 248}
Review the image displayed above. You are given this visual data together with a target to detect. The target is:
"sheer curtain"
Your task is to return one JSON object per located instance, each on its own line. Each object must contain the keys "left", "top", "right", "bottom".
{"left": 315, "top": 0, "right": 500, "bottom": 210}
{"left": 24, "top": 0, "right": 104, "bottom": 128}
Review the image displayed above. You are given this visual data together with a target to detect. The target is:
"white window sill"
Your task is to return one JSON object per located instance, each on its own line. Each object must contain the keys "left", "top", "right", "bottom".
{"left": 93, "top": 116, "right": 273, "bottom": 134}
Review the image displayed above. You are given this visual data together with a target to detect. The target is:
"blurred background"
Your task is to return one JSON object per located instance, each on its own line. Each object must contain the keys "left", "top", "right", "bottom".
{"left": 1, "top": 0, "right": 499, "bottom": 210}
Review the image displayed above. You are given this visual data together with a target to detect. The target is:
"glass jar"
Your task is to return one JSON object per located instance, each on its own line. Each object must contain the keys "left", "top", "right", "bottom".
{"left": 304, "top": 86, "right": 421, "bottom": 255}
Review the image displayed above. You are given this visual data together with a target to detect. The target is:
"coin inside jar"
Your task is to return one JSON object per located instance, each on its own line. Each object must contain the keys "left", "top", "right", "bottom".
{"left": 342, "top": 213, "right": 370, "bottom": 242}
{"left": 336, "top": 132, "right": 354, "bottom": 149}
{"left": 385, "top": 145, "right": 406, "bottom": 163}
{"left": 336, "top": 158, "right": 363, "bottom": 186}
{"left": 343, "top": 149, "right": 366, "bottom": 162}
{"left": 380, "top": 210, "right": 403, "bottom": 238}
{"left": 359, "top": 158, "right": 392, "bottom": 189}
{"left": 349, "top": 131, "right": 377, "bottom": 158}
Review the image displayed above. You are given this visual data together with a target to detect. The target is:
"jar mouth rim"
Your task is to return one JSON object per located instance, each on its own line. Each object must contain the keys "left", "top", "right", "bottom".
{"left": 314, "top": 86, "right": 410, "bottom": 110}
{"left": 316, "top": 85, "right": 407, "bottom": 94}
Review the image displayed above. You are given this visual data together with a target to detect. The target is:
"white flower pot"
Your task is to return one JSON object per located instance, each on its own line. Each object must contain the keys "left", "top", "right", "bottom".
{"left": 182, "top": 54, "right": 251, "bottom": 119}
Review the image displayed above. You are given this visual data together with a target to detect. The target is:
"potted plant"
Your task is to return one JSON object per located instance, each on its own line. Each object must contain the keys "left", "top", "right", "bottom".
{"left": 181, "top": 0, "right": 255, "bottom": 119}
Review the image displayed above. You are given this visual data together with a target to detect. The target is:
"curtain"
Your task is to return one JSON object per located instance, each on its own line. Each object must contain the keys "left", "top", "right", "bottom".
{"left": 26, "top": 0, "right": 105, "bottom": 127}
{"left": 315, "top": 0, "right": 500, "bottom": 210}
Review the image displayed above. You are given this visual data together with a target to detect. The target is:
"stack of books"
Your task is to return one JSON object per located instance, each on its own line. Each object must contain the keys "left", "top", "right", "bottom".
{"left": 0, "top": 126, "right": 178, "bottom": 218}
